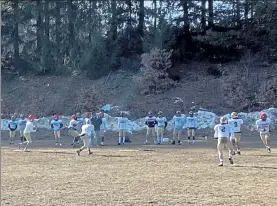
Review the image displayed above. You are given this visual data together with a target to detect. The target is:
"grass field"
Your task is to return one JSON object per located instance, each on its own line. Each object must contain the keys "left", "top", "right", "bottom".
{"left": 1, "top": 134, "right": 277, "bottom": 206}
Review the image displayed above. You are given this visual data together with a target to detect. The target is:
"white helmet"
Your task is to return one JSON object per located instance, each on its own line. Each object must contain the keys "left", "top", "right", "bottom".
{"left": 220, "top": 116, "right": 227, "bottom": 124}
{"left": 231, "top": 112, "right": 238, "bottom": 118}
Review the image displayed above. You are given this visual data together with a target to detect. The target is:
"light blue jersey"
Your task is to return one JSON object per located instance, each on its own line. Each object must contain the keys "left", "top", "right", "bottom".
{"left": 156, "top": 117, "right": 167, "bottom": 127}
{"left": 76, "top": 117, "right": 84, "bottom": 131}
{"left": 186, "top": 117, "right": 197, "bottom": 129}
{"left": 50, "top": 119, "right": 63, "bottom": 131}
{"left": 8, "top": 120, "right": 18, "bottom": 130}
{"left": 100, "top": 117, "right": 108, "bottom": 130}
{"left": 118, "top": 117, "right": 128, "bottom": 130}
{"left": 172, "top": 115, "right": 185, "bottom": 129}
{"left": 18, "top": 119, "right": 27, "bottom": 131}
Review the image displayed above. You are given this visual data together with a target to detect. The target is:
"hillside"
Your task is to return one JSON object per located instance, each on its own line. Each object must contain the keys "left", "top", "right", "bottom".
{"left": 2, "top": 62, "right": 277, "bottom": 118}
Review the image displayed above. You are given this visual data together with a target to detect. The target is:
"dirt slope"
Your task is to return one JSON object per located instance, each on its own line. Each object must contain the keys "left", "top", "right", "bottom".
{"left": 2, "top": 62, "right": 277, "bottom": 118}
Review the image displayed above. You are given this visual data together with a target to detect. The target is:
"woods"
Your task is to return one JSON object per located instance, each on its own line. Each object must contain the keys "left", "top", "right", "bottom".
{"left": 2, "top": 0, "right": 277, "bottom": 79}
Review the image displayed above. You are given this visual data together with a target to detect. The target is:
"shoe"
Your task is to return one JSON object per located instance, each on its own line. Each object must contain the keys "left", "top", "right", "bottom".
{"left": 101, "top": 142, "right": 104, "bottom": 146}
{"left": 144, "top": 140, "right": 148, "bottom": 145}
{"left": 229, "top": 158, "right": 234, "bottom": 165}
{"left": 55, "top": 142, "right": 58, "bottom": 146}
{"left": 188, "top": 140, "right": 191, "bottom": 145}
{"left": 9, "top": 142, "right": 11, "bottom": 145}
{"left": 59, "top": 143, "right": 62, "bottom": 146}
{"left": 88, "top": 151, "right": 93, "bottom": 155}
{"left": 237, "top": 151, "right": 241, "bottom": 155}
{"left": 172, "top": 140, "right": 175, "bottom": 145}
{"left": 218, "top": 162, "right": 223, "bottom": 167}
{"left": 178, "top": 140, "right": 181, "bottom": 145}
{"left": 267, "top": 147, "right": 271, "bottom": 153}
{"left": 192, "top": 140, "right": 195, "bottom": 145}
{"left": 76, "top": 150, "right": 80, "bottom": 156}
{"left": 71, "top": 143, "right": 74, "bottom": 146}
{"left": 118, "top": 143, "right": 121, "bottom": 145}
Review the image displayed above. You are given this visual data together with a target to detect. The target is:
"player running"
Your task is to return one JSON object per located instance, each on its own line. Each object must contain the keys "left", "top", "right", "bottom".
{"left": 50, "top": 115, "right": 63, "bottom": 146}
{"left": 155, "top": 111, "right": 167, "bottom": 144}
{"left": 19, "top": 114, "right": 37, "bottom": 152}
{"left": 118, "top": 112, "right": 128, "bottom": 145}
{"left": 8, "top": 116, "right": 18, "bottom": 144}
{"left": 214, "top": 117, "right": 234, "bottom": 166}
{"left": 172, "top": 111, "right": 185, "bottom": 145}
{"left": 186, "top": 111, "right": 198, "bottom": 144}
{"left": 76, "top": 119, "right": 95, "bottom": 156}
{"left": 228, "top": 112, "right": 244, "bottom": 155}
{"left": 145, "top": 111, "right": 157, "bottom": 144}
{"left": 256, "top": 111, "right": 272, "bottom": 153}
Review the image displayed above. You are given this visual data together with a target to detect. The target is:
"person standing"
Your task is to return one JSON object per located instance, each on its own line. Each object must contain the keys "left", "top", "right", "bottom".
{"left": 50, "top": 115, "right": 63, "bottom": 146}
{"left": 69, "top": 114, "right": 80, "bottom": 147}
{"left": 256, "top": 111, "right": 272, "bottom": 153}
{"left": 117, "top": 112, "right": 129, "bottom": 145}
{"left": 172, "top": 111, "right": 186, "bottom": 145}
{"left": 214, "top": 117, "right": 234, "bottom": 166}
{"left": 8, "top": 116, "right": 18, "bottom": 144}
{"left": 155, "top": 111, "right": 167, "bottom": 144}
{"left": 99, "top": 111, "right": 108, "bottom": 146}
{"left": 91, "top": 113, "right": 102, "bottom": 146}
{"left": 186, "top": 111, "right": 198, "bottom": 145}
{"left": 145, "top": 111, "right": 157, "bottom": 144}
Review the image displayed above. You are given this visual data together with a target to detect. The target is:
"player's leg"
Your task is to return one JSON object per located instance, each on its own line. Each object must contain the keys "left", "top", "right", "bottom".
{"left": 57, "top": 130, "right": 62, "bottom": 146}
{"left": 265, "top": 134, "right": 271, "bottom": 153}
{"left": 187, "top": 129, "right": 191, "bottom": 144}
{"left": 235, "top": 133, "right": 241, "bottom": 155}
{"left": 192, "top": 129, "right": 196, "bottom": 144}
{"left": 23, "top": 133, "right": 32, "bottom": 152}
{"left": 217, "top": 138, "right": 224, "bottom": 166}
{"left": 172, "top": 129, "right": 177, "bottom": 145}
{"left": 226, "top": 139, "right": 234, "bottom": 164}
{"left": 101, "top": 130, "right": 105, "bottom": 146}
{"left": 177, "top": 130, "right": 182, "bottom": 145}
{"left": 145, "top": 127, "right": 149, "bottom": 144}
{"left": 54, "top": 131, "right": 58, "bottom": 145}
{"left": 118, "top": 130, "right": 122, "bottom": 145}
{"left": 122, "top": 130, "right": 126, "bottom": 145}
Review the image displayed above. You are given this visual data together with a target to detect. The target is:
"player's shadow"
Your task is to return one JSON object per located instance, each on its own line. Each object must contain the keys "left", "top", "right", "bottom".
{"left": 251, "top": 154, "right": 276, "bottom": 157}
{"left": 95, "top": 154, "right": 132, "bottom": 158}
{"left": 235, "top": 165, "right": 277, "bottom": 170}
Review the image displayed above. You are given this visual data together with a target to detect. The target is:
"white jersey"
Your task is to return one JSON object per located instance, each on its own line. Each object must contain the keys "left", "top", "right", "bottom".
{"left": 214, "top": 123, "right": 234, "bottom": 139}
{"left": 186, "top": 117, "right": 197, "bottom": 129}
{"left": 68, "top": 119, "right": 78, "bottom": 130}
{"left": 24, "top": 121, "right": 36, "bottom": 133}
{"left": 80, "top": 124, "right": 95, "bottom": 137}
{"left": 256, "top": 119, "right": 271, "bottom": 134}
{"left": 228, "top": 118, "right": 243, "bottom": 133}
{"left": 156, "top": 117, "right": 167, "bottom": 127}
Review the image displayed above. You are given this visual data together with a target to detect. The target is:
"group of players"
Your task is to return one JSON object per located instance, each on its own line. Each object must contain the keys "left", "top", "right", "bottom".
{"left": 6, "top": 109, "right": 272, "bottom": 165}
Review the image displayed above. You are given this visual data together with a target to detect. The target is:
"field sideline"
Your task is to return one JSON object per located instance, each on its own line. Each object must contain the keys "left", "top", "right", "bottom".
{"left": 1, "top": 136, "right": 277, "bottom": 206}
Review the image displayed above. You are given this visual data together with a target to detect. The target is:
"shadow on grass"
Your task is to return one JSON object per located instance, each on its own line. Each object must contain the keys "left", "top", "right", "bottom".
{"left": 95, "top": 154, "right": 132, "bottom": 158}
{"left": 235, "top": 165, "right": 277, "bottom": 170}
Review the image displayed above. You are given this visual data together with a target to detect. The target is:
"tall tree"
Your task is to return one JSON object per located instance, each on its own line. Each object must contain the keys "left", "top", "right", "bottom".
{"left": 201, "top": 0, "right": 206, "bottom": 30}
{"left": 111, "top": 0, "right": 117, "bottom": 41}
{"left": 208, "top": 0, "right": 213, "bottom": 27}
{"left": 182, "top": 0, "right": 189, "bottom": 32}
{"left": 138, "top": 0, "right": 145, "bottom": 53}
{"left": 12, "top": 0, "right": 20, "bottom": 71}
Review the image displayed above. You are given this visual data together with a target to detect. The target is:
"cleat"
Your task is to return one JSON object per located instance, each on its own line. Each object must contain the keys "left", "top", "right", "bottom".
{"left": 237, "top": 151, "right": 241, "bottom": 155}
{"left": 178, "top": 140, "right": 181, "bottom": 145}
{"left": 76, "top": 150, "right": 80, "bottom": 156}
{"left": 101, "top": 142, "right": 104, "bottom": 146}
{"left": 172, "top": 140, "right": 176, "bottom": 145}
{"left": 218, "top": 162, "right": 223, "bottom": 167}
{"left": 118, "top": 143, "right": 121, "bottom": 145}
{"left": 192, "top": 140, "right": 195, "bottom": 145}
{"left": 144, "top": 140, "right": 148, "bottom": 145}
{"left": 267, "top": 148, "right": 271, "bottom": 153}
{"left": 88, "top": 151, "right": 93, "bottom": 155}
{"left": 229, "top": 158, "right": 234, "bottom": 165}
{"left": 59, "top": 143, "right": 62, "bottom": 146}
{"left": 55, "top": 142, "right": 58, "bottom": 146}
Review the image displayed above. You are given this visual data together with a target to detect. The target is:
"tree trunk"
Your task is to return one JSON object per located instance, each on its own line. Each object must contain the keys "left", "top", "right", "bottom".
{"left": 67, "top": 0, "right": 75, "bottom": 57}
{"left": 153, "top": 0, "right": 157, "bottom": 29}
{"left": 44, "top": 0, "right": 50, "bottom": 71}
{"left": 208, "top": 0, "right": 213, "bottom": 27}
{"left": 244, "top": 0, "right": 249, "bottom": 25}
{"left": 182, "top": 0, "right": 189, "bottom": 32}
{"left": 36, "top": 0, "right": 43, "bottom": 55}
{"left": 201, "top": 0, "right": 206, "bottom": 30}
{"left": 236, "top": 0, "right": 240, "bottom": 26}
{"left": 12, "top": 0, "right": 20, "bottom": 72}
{"left": 138, "top": 0, "right": 145, "bottom": 44}
{"left": 111, "top": 0, "right": 117, "bottom": 41}
{"left": 55, "top": 1, "right": 61, "bottom": 66}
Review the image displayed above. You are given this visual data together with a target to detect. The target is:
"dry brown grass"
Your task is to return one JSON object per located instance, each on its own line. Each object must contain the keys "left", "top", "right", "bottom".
{"left": 1, "top": 138, "right": 277, "bottom": 206}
